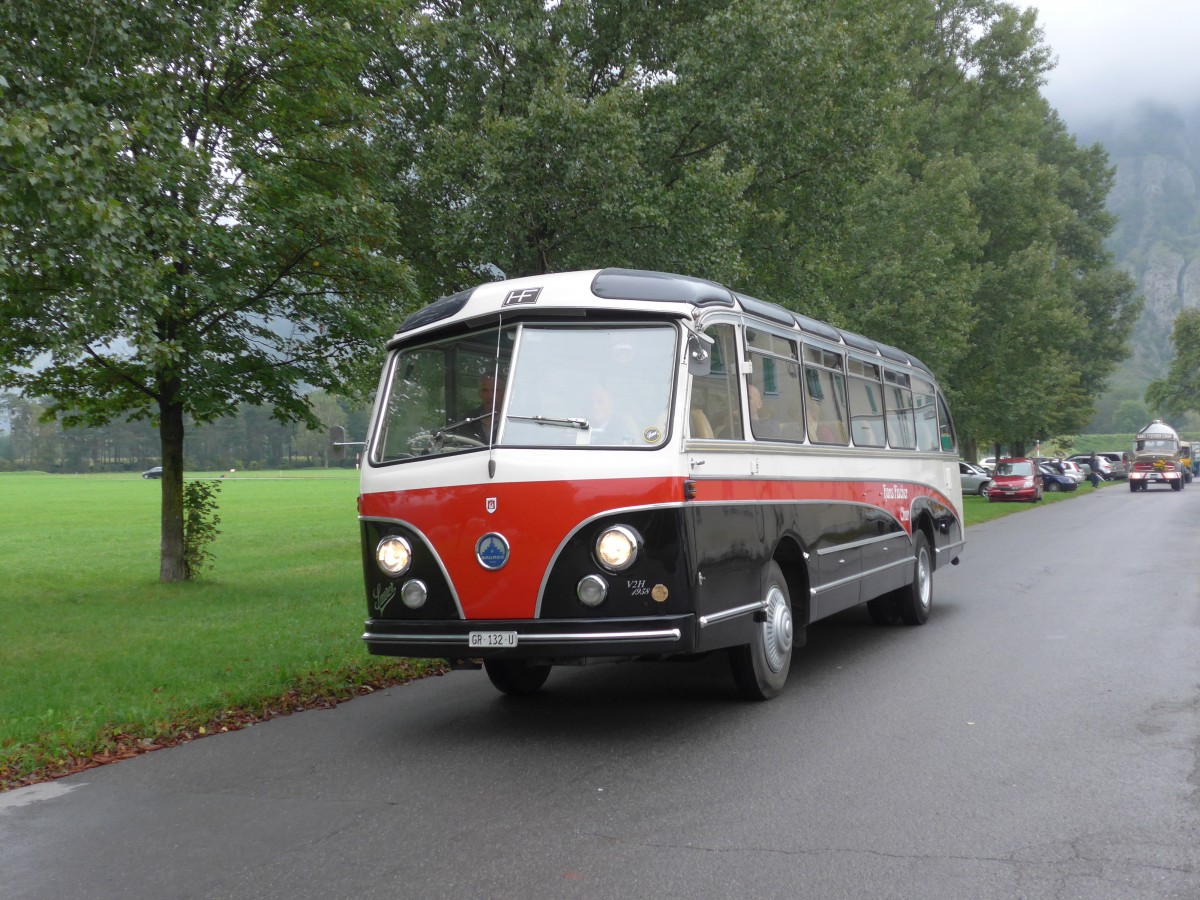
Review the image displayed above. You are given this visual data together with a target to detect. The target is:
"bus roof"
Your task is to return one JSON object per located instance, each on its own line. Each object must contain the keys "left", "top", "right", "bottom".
{"left": 391, "top": 268, "right": 933, "bottom": 375}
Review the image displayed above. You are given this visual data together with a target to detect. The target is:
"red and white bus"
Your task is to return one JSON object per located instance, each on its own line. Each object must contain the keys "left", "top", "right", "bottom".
{"left": 356, "top": 269, "right": 964, "bottom": 700}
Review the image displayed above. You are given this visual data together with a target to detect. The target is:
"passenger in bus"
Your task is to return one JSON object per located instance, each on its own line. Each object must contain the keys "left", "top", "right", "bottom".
{"left": 588, "top": 384, "right": 639, "bottom": 444}
{"left": 806, "top": 402, "right": 839, "bottom": 443}
{"left": 748, "top": 384, "right": 782, "bottom": 439}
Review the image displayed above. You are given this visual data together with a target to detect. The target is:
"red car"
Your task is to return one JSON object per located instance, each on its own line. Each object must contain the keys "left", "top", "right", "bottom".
{"left": 987, "top": 458, "right": 1043, "bottom": 503}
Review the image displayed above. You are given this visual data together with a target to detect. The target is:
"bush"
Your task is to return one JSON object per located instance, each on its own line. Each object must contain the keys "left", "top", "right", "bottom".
{"left": 182, "top": 480, "right": 222, "bottom": 579}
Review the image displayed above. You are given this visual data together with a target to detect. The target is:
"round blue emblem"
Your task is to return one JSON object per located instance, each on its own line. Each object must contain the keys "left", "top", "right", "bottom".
{"left": 475, "top": 533, "right": 510, "bottom": 570}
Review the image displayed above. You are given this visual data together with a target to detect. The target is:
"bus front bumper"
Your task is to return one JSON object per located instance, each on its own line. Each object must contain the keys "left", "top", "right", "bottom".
{"left": 363, "top": 614, "right": 696, "bottom": 661}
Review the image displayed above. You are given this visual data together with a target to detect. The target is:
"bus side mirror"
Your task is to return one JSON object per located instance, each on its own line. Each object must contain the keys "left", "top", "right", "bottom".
{"left": 329, "top": 425, "right": 347, "bottom": 463}
{"left": 687, "top": 332, "right": 713, "bottom": 376}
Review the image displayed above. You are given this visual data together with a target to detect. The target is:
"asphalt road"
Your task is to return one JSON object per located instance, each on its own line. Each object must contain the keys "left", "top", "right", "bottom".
{"left": 3, "top": 483, "right": 1199, "bottom": 899}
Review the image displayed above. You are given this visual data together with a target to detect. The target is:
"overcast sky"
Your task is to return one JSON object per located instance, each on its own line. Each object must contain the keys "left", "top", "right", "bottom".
{"left": 1019, "top": 0, "right": 1200, "bottom": 126}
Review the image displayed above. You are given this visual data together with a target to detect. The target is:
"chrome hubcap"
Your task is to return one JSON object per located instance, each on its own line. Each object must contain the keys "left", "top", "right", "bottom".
{"left": 762, "top": 585, "right": 793, "bottom": 673}
{"left": 917, "top": 548, "right": 932, "bottom": 611}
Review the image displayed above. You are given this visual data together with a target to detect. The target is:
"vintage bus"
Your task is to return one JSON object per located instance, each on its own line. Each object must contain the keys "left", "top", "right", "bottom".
{"left": 1129, "top": 420, "right": 1184, "bottom": 491}
{"left": 354, "top": 269, "right": 965, "bottom": 700}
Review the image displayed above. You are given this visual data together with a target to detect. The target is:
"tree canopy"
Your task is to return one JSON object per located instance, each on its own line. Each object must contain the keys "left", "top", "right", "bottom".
{"left": 1, "top": 0, "right": 1144, "bottom": 578}
{"left": 1, "top": 0, "right": 416, "bottom": 579}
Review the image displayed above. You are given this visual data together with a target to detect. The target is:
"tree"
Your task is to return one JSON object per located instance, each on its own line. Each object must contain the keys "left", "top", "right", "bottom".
{"left": 375, "top": 0, "right": 912, "bottom": 302}
{"left": 0, "top": 0, "right": 417, "bottom": 580}
{"left": 898, "top": 1, "right": 1141, "bottom": 453}
{"left": 1146, "top": 308, "right": 1200, "bottom": 420}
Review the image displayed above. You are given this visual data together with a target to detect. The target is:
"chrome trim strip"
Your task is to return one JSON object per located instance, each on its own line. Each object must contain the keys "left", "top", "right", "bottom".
{"left": 362, "top": 628, "right": 682, "bottom": 645}
{"left": 816, "top": 531, "right": 902, "bottom": 555}
{"left": 699, "top": 599, "right": 768, "bottom": 628}
{"left": 935, "top": 539, "right": 965, "bottom": 557}
{"left": 814, "top": 555, "right": 913, "bottom": 594}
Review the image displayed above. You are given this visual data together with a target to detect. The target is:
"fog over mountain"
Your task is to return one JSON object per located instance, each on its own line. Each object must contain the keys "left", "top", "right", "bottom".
{"left": 1023, "top": 1, "right": 1200, "bottom": 429}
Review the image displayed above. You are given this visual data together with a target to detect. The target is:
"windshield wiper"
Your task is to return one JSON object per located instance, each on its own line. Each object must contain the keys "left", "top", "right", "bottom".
{"left": 507, "top": 414, "right": 590, "bottom": 430}
{"left": 435, "top": 415, "right": 486, "bottom": 437}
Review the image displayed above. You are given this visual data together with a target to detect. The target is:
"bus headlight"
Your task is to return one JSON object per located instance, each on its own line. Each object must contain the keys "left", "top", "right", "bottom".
{"left": 594, "top": 525, "right": 641, "bottom": 572}
{"left": 376, "top": 535, "right": 412, "bottom": 577}
{"left": 577, "top": 574, "right": 608, "bottom": 607}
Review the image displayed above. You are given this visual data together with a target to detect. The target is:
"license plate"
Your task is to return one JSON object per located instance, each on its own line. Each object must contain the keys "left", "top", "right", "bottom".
{"left": 1149, "top": 474, "right": 1161, "bottom": 481}
{"left": 469, "top": 631, "right": 518, "bottom": 649}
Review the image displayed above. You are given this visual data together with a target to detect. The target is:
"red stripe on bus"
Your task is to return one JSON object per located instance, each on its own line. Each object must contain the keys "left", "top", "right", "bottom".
{"left": 359, "top": 476, "right": 956, "bottom": 619}
{"left": 360, "top": 477, "right": 680, "bottom": 620}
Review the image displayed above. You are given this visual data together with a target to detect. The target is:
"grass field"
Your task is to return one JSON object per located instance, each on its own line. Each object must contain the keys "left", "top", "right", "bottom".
{"left": 0, "top": 467, "right": 1105, "bottom": 789}
{"left": 0, "top": 469, "right": 438, "bottom": 789}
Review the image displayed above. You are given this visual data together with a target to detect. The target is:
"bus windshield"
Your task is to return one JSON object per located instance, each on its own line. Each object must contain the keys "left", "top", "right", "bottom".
{"left": 373, "top": 323, "right": 678, "bottom": 463}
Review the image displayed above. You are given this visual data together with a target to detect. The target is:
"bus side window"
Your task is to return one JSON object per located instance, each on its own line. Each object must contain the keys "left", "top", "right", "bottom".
{"left": 847, "top": 359, "right": 885, "bottom": 448}
{"left": 801, "top": 360, "right": 849, "bottom": 444}
{"left": 883, "top": 372, "right": 916, "bottom": 449}
{"left": 693, "top": 324, "right": 743, "bottom": 439}
{"left": 912, "top": 377, "right": 940, "bottom": 452}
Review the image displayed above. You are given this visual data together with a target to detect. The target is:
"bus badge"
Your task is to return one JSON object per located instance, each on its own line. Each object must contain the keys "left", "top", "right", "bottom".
{"left": 475, "top": 533, "right": 510, "bottom": 570}
{"left": 486, "top": 497, "right": 498, "bottom": 514}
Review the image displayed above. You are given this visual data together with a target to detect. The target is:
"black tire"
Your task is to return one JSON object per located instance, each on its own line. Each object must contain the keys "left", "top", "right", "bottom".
{"left": 894, "top": 531, "right": 933, "bottom": 626}
{"left": 977, "top": 481, "right": 991, "bottom": 496}
{"left": 483, "top": 659, "right": 551, "bottom": 696}
{"left": 730, "top": 561, "right": 793, "bottom": 701}
{"left": 1129, "top": 481, "right": 1138, "bottom": 493}
{"left": 1047, "top": 481, "right": 1061, "bottom": 492}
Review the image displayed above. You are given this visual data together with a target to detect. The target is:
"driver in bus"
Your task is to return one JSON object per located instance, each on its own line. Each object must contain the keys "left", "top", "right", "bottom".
{"left": 464, "top": 373, "right": 505, "bottom": 443}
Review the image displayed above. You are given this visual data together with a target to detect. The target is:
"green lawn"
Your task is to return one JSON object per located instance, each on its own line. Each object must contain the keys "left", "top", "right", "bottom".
{"left": 0, "top": 470, "right": 437, "bottom": 788}
{"left": 0, "top": 467, "right": 1104, "bottom": 789}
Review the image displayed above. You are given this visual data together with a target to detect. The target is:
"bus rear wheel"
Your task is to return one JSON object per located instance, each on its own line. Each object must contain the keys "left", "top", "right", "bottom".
{"left": 730, "top": 561, "right": 793, "bottom": 701}
{"left": 894, "top": 531, "right": 933, "bottom": 626}
{"left": 483, "top": 659, "right": 551, "bottom": 696}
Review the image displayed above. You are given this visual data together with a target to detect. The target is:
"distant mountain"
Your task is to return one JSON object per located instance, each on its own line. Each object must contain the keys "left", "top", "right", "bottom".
{"left": 1073, "top": 102, "right": 1200, "bottom": 428}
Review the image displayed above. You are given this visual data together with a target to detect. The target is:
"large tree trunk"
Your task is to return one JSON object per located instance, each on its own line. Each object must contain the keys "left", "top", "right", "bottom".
{"left": 158, "top": 392, "right": 187, "bottom": 582}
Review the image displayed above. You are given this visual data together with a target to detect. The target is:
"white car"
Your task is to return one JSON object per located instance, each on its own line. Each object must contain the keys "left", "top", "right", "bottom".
{"left": 1055, "top": 460, "right": 1086, "bottom": 483}
{"left": 978, "top": 457, "right": 997, "bottom": 472}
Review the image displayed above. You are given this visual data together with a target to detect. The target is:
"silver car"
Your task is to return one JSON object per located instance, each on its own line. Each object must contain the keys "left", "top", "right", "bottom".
{"left": 959, "top": 461, "right": 992, "bottom": 496}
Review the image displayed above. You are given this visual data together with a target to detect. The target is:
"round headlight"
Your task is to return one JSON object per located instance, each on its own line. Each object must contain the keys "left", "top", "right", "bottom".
{"left": 594, "top": 525, "right": 641, "bottom": 572}
{"left": 401, "top": 579, "right": 427, "bottom": 609}
{"left": 376, "top": 535, "right": 412, "bottom": 576}
{"left": 577, "top": 574, "right": 608, "bottom": 607}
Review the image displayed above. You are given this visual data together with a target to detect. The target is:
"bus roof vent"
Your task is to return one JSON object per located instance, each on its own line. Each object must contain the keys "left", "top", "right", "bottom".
{"left": 396, "top": 287, "right": 477, "bottom": 334}
{"left": 838, "top": 329, "right": 880, "bottom": 354}
{"left": 875, "top": 342, "right": 912, "bottom": 365}
{"left": 591, "top": 268, "right": 735, "bottom": 307}
{"left": 793, "top": 313, "right": 842, "bottom": 342}
{"left": 736, "top": 294, "right": 796, "bottom": 327}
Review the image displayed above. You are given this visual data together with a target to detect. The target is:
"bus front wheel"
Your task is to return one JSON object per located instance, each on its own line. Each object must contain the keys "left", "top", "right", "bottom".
{"left": 730, "top": 561, "right": 793, "bottom": 701}
{"left": 483, "top": 659, "right": 551, "bottom": 696}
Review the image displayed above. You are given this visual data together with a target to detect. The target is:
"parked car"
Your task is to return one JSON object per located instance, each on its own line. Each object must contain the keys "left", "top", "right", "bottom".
{"left": 1097, "top": 451, "right": 1128, "bottom": 479}
{"left": 141, "top": 466, "right": 163, "bottom": 479}
{"left": 978, "top": 457, "right": 997, "bottom": 473}
{"left": 1038, "top": 463, "right": 1078, "bottom": 492}
{"left": 987, "top": 458, "right": 1042, "bottom": 503}
{"left": 1067, "top": 453, "right": 1113, "bottom": 480}
{"left": 1055, "top": 460, "right": 1086, "bottom": 483}
{"left": 959, "top": 461, "right": 993, "bottom": 496}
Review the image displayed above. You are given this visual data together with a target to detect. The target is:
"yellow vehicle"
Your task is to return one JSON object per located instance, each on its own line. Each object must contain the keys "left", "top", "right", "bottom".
{"left": 1180, "top": 441, "right": 1193, "bottom": 482}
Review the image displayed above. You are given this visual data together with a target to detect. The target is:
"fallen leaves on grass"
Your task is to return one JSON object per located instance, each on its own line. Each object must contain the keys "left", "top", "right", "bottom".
{"left": 1, "top": 659, "right": 448, "bottom": 792}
